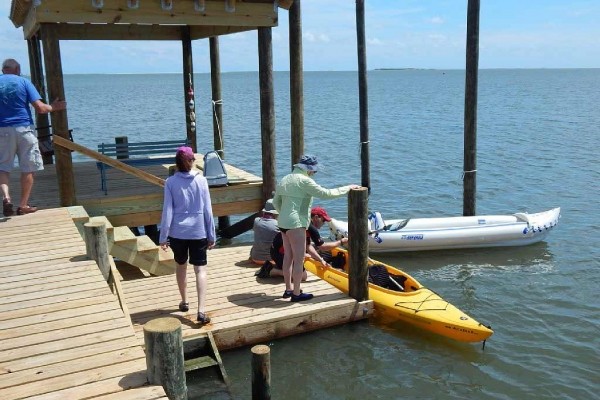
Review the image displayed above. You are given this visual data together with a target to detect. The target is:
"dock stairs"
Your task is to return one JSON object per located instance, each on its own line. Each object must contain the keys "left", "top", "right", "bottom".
{"left": 67, "top": 206, "right": 232, "bottom": 397}
{"left": 67, "top": 206, "right": 176, "bottom": 275}
{"left": 184, "top": 331, "right": 233, "bottom": 399}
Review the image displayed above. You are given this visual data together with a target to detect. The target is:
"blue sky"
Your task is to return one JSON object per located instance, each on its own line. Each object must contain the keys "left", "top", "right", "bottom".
{"left": 1, "top": 0, "right": 599, "bottom": 74}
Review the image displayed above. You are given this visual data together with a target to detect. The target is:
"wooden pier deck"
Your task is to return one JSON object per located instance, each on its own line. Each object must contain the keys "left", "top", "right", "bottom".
{"left": 0, "top": 208, "right": 372, "bottom": 399}
{"left": 0, "top": 208, "right": 168, "bottom": 399}
{"left": 9, "top": 157, "right": 263, "bottom": 227}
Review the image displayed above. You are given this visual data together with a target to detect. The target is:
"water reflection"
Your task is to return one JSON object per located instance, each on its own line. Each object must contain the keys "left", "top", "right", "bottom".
{"left": 373, "top": 241, "right": 554, "bottom": 272}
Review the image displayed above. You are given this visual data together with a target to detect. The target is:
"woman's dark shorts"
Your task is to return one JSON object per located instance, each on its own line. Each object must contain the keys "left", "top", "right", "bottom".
{"left": 168, "top": 237, "right": 208, "bottom": 266}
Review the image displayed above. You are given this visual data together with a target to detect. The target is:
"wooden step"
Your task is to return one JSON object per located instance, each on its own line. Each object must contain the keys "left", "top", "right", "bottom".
{"left": 66, "top": 206, "right": 90, "bottom": 239}
{"left": 184, "top": 356, "right": 218, "bottom": 372}
{"left": 136, "top": 235, "right": 158, "bottom": 252}
{"left": 65, "top": 205, "right": 89, "bottom": 223}
{"left": 112, "top": 226, "right": 138, "bottom": 244}
{"left": 158, "top": 247, "right": 176, "bottom": 262}
{"left": 110, "top": 241, "right": 175, "bottom": 276}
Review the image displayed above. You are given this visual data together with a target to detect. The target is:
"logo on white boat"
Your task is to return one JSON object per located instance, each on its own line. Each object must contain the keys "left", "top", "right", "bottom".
{"left": 400, "top": 234, "right": 424, "bottom": 240}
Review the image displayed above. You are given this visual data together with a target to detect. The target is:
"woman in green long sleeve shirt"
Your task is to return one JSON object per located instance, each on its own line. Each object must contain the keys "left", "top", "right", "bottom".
{"left": 272, "top": 155, "right": 358, "bottom": 302}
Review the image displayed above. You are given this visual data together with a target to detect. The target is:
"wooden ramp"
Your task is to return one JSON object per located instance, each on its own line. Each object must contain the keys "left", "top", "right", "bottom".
{"left": 119, "top": 245, "right": 374, "bottom": 350}
{"left": 0, "top": 209, "right": 167, "bottom": 400}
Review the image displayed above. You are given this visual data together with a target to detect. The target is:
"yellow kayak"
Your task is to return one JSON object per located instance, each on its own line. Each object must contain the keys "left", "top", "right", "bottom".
{"left": 304, "top": 248, "right": 493, "bottom": 343}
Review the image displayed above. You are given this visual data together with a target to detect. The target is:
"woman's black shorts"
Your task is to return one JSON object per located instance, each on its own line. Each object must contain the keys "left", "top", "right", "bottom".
{"left": 168, "top": 237, "right": 208, "bottom": 266}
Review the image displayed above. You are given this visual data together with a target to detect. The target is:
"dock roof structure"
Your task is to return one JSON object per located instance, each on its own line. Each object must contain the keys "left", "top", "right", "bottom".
{"left": 10, "top": 0, "right": 292, "bottom": 40}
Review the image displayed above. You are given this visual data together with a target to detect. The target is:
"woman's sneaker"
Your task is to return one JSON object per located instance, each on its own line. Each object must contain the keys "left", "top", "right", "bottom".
{"left": 290, "top": 292, "right": 313, "bottom": 302}
{"left": 197, "top": 312, "right": 211, "bottom": 325}
{"left": 255, "top": 261, "right": 273, "bottom": 278}
{"left": 283, "top": 289, "right": 302, "bottom": 298}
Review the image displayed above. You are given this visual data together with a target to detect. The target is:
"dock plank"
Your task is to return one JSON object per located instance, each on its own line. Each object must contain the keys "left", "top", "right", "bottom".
{"left": 0, "top": 209, "right": 166, "bottom": 400}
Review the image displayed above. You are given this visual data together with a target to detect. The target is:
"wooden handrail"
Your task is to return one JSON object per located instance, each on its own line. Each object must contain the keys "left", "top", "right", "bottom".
{"left": 53, "top": 135, "right": 166, "bottom": 188}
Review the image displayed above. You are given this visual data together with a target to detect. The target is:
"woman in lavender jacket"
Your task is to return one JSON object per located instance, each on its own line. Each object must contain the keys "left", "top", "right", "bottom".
{"left": 159, "top": 146, "right": 216, "bottom": 325}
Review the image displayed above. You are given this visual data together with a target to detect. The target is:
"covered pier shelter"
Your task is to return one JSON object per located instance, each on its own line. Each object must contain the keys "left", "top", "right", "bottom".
{"left": 8, "top": 0, "right": 297, "bottom": 228}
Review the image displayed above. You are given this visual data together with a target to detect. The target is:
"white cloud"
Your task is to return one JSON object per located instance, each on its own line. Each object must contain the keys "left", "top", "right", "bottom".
{"left": 428, "top": 16, "right": 444, "bottom": 24}
{"left": 303, "top": 31, "right": 331, "bottom": 43}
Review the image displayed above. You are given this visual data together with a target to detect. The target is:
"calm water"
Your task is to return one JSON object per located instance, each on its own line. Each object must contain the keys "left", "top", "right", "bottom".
{"left": 63, "top": 69, "right": 599, "bottom": 399}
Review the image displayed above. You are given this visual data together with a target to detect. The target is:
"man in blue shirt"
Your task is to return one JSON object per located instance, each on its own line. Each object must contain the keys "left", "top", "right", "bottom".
{"left": 0, "top": 58, "right": 66, "bottom": 216}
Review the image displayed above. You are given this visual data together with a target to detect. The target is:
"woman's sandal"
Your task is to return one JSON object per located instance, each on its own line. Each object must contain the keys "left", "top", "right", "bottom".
{"left": 197, "top": 312, "right": 211, "bottom": 325}
{"left": 178, "top": 301, "right": 189, "bottom": 312}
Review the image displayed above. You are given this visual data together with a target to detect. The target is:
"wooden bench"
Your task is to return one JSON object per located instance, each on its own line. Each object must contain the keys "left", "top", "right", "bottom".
{"left": 97, "top": 139, "right": 189, "bottom": 194}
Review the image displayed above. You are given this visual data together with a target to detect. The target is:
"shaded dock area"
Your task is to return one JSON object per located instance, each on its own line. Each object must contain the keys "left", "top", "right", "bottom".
{"left": 0, "top": 208, "right": 372, "bottom": 399}
{"left": 11, "top": 157, "right": 263, "bottom": 227}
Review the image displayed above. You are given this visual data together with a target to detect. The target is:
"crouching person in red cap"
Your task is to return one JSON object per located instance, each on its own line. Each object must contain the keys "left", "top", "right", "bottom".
{"left": 256, "top": 206, "right": 348, "bottom": 281}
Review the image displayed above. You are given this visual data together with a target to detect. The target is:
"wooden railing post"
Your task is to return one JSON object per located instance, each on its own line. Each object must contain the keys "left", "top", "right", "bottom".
{"left": 84, "top": 221, "right": 111, "bottom": 282}
{"left": 251, "top": 344, "right": 271, "bottom": 400}
{"left": 144, "top": 318, "right": 187, "bottom": 400}
{"left": 348, "top": 187, "right": 369, "bottom": 301}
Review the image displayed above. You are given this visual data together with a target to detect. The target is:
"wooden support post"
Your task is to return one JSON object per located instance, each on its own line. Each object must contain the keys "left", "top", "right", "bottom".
{"left": 182, "top": 26, "right": 197, "bottom": 153}
{"left": 84, "top": 221, "right": 111, "bottom": 282}
{"left": 463, "top": 0, "right": 480, "bottom": 216}
{"left": 115, "top": 136, "right": 129, "bottom": 159}
{"left": 289, "top": 0, "right": 304, "bottom": 166}
{"left": 258, "top": 27, "right": 276, "bottom": 201}
{"left": 144, "top": 318, "right": 187, "bottom": 400}
{"left": 251, "top": 345, "right": 271, "bottom": 400}
{"left": 356, "top": 0, "right": 371, "bottom": 192}
{"left": 41, "top": 24, "right": 76, "bottom": 206}
{"left": 210, "top": 36, "right": 231, "bottom": 231}
{"left": 210, "top": 36, "right": 224, "bottom": 159}
{"left": 27, "top": 34, "right": 53, "bottom": 165}
{"left": 348, "top": 187, "right": 369, "bottom": 301}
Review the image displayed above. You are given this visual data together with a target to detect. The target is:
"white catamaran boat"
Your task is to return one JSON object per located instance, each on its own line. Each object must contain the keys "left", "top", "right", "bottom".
{"left": 328, "top": 207, "right": 561, "bottom": 253}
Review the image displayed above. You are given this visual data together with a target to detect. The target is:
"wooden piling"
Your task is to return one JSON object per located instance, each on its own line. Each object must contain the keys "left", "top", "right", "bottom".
{"left": 356, "top": 0, "right": 371, "bottom": 191}
{"left": 210, "top": 36, "right": 231, "bottom": 231}
{"left": 27, "top": 34, "right": 52, "bottom": 165}
{"left": 258, "top": 27, "right": 276, "bottom": 201}
{"left": 289, "top": 0, "right": 304, "bottom": 166}
{"left": 182, "top": 26, "right": 197, "bottom": 153}
{"left": 40, "top": 24, "right": 76, "bottom": 206}
{"left": 144, "top": 318, "right": 187, "bottom": 400}
{"left": 210, "top": 36, "right": 224, "bottom": 159}
{"left": 348, "top": 187, "right": 369, "bottom": 301}
{"left": 251, "top": 344, "right": 271, "bottom": 400}
{"left": 463, "top": 0, "right": 480, "bottom": 216}
{"left": 83, "top": 221, "right": 111, "bottom": 282}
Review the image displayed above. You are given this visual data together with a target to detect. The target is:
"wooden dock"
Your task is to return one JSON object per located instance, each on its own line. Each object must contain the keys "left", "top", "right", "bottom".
{"left": 10, "top": 157, "right": 263, "bottom": 227}
{"left": 0, "top": 208, "right": 373, "bottom": 399}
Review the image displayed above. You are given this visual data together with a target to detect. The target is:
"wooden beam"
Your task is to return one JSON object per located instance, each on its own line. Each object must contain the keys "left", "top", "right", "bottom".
{"left": 289, "top": 0, "right": 304, "bottom": 166}
{"left": 22, "top": 3, "right": 40, "bottom": 39}
{"left": 182, "top": 26, "right": 197, "bottom": 152}
{"left": 49, "top": 23, "right": 253, "bottom": 41}
{"left": 41, "top": 25, "right": 76, "bottom": 206}
{"left": 278, "top": 0, "right": 294, "bottom": 10}
{"left": 258, "top": 27, "right": 276, "bottom": 202}
{"left": 32, "top": 0, "right": 277, "bottom": 27}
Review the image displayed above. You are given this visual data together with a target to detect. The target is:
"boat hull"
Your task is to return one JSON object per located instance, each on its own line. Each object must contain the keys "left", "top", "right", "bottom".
{"left": 329, "top": 207, "right": 560, "bottom": 253}
{"left": 304, "top": 249, "right": 493, "bottom": 343}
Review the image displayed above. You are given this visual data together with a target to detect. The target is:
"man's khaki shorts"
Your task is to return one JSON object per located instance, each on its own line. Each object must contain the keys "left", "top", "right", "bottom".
{"left": 0, "top": 125, "right": 44, "bottom": 173}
